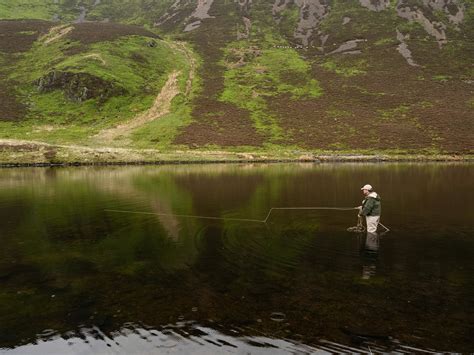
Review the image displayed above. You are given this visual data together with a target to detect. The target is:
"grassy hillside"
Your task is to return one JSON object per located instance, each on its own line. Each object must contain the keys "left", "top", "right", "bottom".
{"left": 173, "top": 0, "right": 473, "bottom": 153}
{"left": 0, "top": 20, "right": 197, "bottom": 149}
{"left": 0, "top": 0, "right": 473, "bottom": 158}
{"left": 0, "top": 0, "right": 59, "bottom": 20}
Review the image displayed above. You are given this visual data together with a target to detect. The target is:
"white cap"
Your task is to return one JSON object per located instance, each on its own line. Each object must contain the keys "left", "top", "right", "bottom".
{"left": 361, "top": 184, "right": 373, "bottom": 191}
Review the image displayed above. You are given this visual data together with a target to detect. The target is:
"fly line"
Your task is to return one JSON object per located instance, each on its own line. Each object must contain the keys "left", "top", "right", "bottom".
{"left": 105, "top": 207, "right": 389, "bottom": 232}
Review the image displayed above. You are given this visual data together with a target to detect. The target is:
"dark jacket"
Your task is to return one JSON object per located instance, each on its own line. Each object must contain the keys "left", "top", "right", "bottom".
{"left": 360, "top": 192, "right": 381, "bottom": 216}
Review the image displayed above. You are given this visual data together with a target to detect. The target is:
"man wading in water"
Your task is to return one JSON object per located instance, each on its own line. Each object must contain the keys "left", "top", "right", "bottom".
{"left": 357, "top": 184, "right": 381, "bottom": 233}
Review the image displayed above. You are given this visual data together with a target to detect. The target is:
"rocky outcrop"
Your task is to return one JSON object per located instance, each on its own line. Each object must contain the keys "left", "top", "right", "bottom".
{"left": 183, "top": 0, "right": 216, "bottom": 32}
{"left": 35, "top": 71, "right": 126, "bottom": 103}
{"left": 395, "top": 0, "right": 466, "bottom": 47}
{"left": 396, "top": 30, "right": 420, "bottom": 67}
{"left": 359, "top": 0, "right": 391, "bottom": 12}
{"left": 235, "top": 0, "right": 253, "bottom": 39}
{"left": 293, "top": 0, "right": 331, "bottom": 47}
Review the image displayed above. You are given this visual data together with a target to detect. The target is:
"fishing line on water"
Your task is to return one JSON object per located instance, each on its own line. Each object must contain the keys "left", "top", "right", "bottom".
{"left": 104, "top": 207, "right": 390, "bottom": 232}
{"left": 105, "top": 207, "right": 356, "bottom": 223}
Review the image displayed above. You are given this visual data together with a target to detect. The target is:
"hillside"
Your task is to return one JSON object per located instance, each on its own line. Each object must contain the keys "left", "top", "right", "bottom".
{"left": 0, "top": 0, "right": 473, "bottom": 161}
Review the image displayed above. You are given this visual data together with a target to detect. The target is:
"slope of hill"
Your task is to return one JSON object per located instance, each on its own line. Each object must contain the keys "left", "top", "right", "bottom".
{"left": 0, "top": 0, "right": 473, "bottom": 161}
{"left": 0, "top": 19, "right": 196, "bottom": 150}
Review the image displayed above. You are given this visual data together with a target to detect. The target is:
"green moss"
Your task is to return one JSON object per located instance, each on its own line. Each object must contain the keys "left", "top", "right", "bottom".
{"left": 17, "top": 30, "right": 38, "bottom": 35}
{"left": 467, "top": 97, "right": 474, "bottom": 109}
{"left": 374, "top": 37, "right": 395, "bottom": 46}
{"left": 432, "top": 75, "right": 451, "bottom": 82}
{"left": 321, "top": 58, "right": 368, "bottom": 77}
{"left": 378, "top": 105, "right": 410, "bottom": 120}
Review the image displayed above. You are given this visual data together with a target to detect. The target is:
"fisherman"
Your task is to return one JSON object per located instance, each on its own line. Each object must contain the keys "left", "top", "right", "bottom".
{"left": 357, "top": 184, "right": 381, "bottom": 233}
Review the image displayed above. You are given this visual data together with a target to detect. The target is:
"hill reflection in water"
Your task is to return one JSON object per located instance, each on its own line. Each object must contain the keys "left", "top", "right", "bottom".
{"left": 0, "top": 163, "right": 473, "bottom": 353}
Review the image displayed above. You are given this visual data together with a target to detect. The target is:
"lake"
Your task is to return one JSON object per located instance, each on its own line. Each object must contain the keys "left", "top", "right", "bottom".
{"left": 0, "top": 163, "right": 473, "bottom": 353}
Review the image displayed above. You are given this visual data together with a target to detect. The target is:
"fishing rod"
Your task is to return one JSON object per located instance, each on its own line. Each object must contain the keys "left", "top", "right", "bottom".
{"left": 105, "top": 207, "right": 390, "bottom": 232}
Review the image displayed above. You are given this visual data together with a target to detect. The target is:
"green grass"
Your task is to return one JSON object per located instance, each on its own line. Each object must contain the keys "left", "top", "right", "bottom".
{"left": 4, "top": 35, "right": 190, "bottom": 144}
{"left": 130, "top": 96, "right": 192, "bottom": 150}
{"left": 467, "top": 97, "right": 474, "bottom": 109}
{"left": 321, "top": 58, "right": 368, "bottom": 77}
{"left": 220, "top": 39, "right": 323, "bottom": 141}
{"left": 378, "top": 105, "right": 410, "bottom": 120}
{"left": 12, "top": 35, "right": 180, "bottom": 94}
{"left": 432, "top": 75, "right": 451, "bottom": 82}
{"left": 0, "top": 0, "right": 58, "bottom": 20}
{"left": 85, "top": 0, "right": 176, "bottom": 26}
{"left": 130, "top": 43, "right": 201, "bottom": 149}
{"left": 0, "top": 0, "right": 176, "bottom": 25}
{"left": 1, "top": 0, "right": 472, "bottom": 155}
{"left": 374, "top": 37, "right": 396, "bottom": 46}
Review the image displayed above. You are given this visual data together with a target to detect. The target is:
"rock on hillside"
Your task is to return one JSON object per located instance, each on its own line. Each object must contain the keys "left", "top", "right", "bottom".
{"left": 35, "top": 71, "right": 127, "bottom": 103}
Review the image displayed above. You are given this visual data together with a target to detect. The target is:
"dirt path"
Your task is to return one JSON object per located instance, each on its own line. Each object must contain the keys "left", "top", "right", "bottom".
{"left": 0, "top": 40, "right": 197, "bottom": 153}
{"left": 83, "top": 53, "right": 106, "bottom": 65}
{"left": 95, "top": 70, "right": 181, "bottom": 142}
{"left": 169, "top": 42, "right": 196, "bottom": 96}
{"left": 94, "top": 41, "right": 196, "bottom": 144}
{"left": 41, "top": 25, "right": 73, "bottom": 44}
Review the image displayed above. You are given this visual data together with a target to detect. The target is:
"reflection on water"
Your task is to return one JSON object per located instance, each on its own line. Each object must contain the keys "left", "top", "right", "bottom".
{"left": 360, "top": 232, "right": 380, "bottom": 280}
{"left": 4, "top": 321, "right": 437, "bottom": 354}
{"left": 0, "top": 163, "right": 473, "bottom": 353}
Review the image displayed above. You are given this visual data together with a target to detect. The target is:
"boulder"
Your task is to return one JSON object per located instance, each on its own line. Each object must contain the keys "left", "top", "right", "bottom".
{"left": 35, "top": 70, "right": 126, "bottom": 103}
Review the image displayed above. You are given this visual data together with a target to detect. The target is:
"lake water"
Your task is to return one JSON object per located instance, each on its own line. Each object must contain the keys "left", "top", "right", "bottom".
{"left": 0, "top": 163, "right": 473, "bottom": 354}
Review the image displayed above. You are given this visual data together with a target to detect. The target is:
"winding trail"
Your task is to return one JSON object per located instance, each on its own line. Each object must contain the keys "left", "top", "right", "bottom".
{"left": 95, "top": 70, "right": 182, "bottom": 142}
{"left": 169, "top": 41, "right": 196, "bottom": 96}
{"left": 95, "top": 41, "right": 196, "bottom": 143}
{"left": 1, "top": 40, "right": 198, "bottom": 151}
{"left": 41, "top": 25, "right": 73, "bottom": 44}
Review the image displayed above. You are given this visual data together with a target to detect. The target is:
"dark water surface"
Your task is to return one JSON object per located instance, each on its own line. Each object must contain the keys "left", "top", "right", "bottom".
{"left": 0, "top": 163, "right": 473, "bottom": 354}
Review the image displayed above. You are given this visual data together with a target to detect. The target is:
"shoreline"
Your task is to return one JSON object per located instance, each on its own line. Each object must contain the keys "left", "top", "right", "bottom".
{"left": 1, "top": 138, "right": 472, "bottom": 167}
{"left": 1, "top": 154, "right": 472, "bottom": 168}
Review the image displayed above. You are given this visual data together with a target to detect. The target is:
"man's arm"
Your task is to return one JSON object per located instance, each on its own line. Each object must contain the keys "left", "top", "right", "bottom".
{"left": 360, "top": 198, "right": 374, "bottom": 216}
